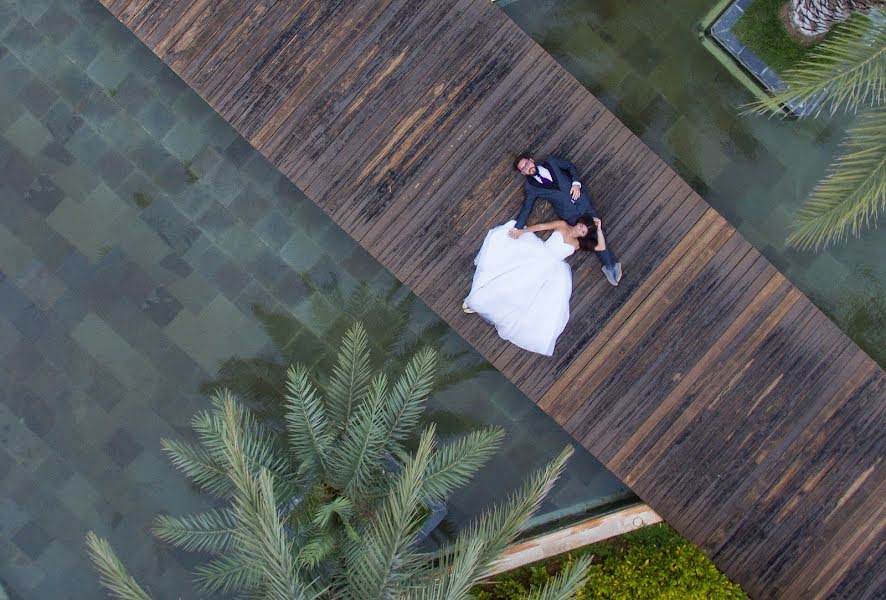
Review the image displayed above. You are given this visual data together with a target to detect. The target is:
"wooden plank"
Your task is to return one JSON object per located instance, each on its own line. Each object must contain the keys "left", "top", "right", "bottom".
{"left": 99, "top": 1, "right": 886, "bottom": 596}
{"left": 202, "top": 0, "right": 313, "bottom": 107}
{"left": 300, "top": 3, "right": 506, "bottom": 206}
{"left": 276, "top": 1, "right": 483, "bottom": 187}
{"left": 259, "top": 0, "right": 461, "bottom": 165}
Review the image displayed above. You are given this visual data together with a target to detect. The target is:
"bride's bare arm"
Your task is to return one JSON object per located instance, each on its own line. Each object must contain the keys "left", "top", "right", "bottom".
{"left": 593, "top": 218, "right": 607, "bottom": 251}
{"left": 509, "top": 220, "right": 567, "bottom": 238}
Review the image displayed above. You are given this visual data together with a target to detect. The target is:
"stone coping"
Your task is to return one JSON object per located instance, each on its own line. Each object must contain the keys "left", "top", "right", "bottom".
{"left": 709, "top": 0, "right": 821, "bottom": 115}
{"left": 487, "top": 504, "right": 662, "bottom": 576}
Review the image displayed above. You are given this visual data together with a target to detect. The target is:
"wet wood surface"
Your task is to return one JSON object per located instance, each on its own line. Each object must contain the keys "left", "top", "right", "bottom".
{"left": 99, "top": 0, "right": 886, "bottom": 597}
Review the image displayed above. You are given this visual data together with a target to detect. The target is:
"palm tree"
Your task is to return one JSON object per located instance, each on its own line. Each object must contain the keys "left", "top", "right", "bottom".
{"left": 86, "top": 323, "right": 589, "bottom": 599}
{"left": 750, "top": 8, "right": 885, "bottom": 250}
{"left": 203, "top": 277, "right": 491, "bottom": 424}
{"left": 786, "top": 0, "right": 884, "bottom": 40}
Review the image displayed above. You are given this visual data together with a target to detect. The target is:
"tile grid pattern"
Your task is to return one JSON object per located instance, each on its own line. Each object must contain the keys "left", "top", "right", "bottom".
{"left": 96, "top": 0, "right": 886, "bottom": 597}
{"left": 0, "top": 0, "right": 631, "bottom": 596}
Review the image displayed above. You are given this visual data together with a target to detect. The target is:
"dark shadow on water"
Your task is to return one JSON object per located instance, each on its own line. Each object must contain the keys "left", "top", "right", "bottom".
{"left": 200, "top": 275, "right": 493, "bottom": 426}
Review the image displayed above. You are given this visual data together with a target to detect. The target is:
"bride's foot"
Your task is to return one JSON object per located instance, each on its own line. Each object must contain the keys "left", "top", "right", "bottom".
{"left": 602, "top": 265, "right": 619, "bottom": 286}
{"left": 462, "top": 300, "right": 475, "bottom": 314}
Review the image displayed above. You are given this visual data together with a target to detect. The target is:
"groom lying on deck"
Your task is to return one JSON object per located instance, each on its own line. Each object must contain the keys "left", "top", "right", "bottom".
{"left": 511, "top": 153, "right": 622, "bottom": 286}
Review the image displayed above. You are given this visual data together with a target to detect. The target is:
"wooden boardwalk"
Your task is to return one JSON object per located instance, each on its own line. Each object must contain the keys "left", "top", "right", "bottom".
{"left": 99, "top": 0, "right": 885, "bottom": 597}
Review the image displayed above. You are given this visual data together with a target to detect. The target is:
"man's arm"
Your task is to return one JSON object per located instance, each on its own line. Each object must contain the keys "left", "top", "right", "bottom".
{"left": 514, "top": 187, "right": 537, "bottom": 230}
{"left": 552, "top": 156, "right": 581, "bottom": 187}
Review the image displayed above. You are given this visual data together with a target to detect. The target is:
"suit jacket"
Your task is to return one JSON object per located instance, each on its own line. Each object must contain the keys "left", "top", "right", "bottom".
{"left": 514, "top": 156, "right": 596, "bottom": 229}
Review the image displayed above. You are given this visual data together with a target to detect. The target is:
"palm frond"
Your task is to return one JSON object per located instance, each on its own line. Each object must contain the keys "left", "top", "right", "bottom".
{"left": 406, "top": 538, "right": 485, "bottom": 600}
{"left": 193, "top": 391, "right": 296, "bottom": 494}
{"left": 341, "top": 426, "right": 437, "bottom": 599}
{"left": 748, "top": 10, "right": 886, "bottom": 116}
{"left": 326, "top": 323, "right": 373, "bottom": 431}
{"left": 152, "top": 508, "right": 239, "bottom": 553}
{"left": 296, "top": 530, "right": 337, "bottom": 570}
{"left": 160, "top": 437, "right": 233, "bottom": 498}
{"left": 312, "top": 496, "right": 355, "bottom": 529}
{"left": 383, "top": 348, "right": 438, "bottom": 452}
{"left": 193, "top": 554, "right": 262, "bottom": 595}
{"left": 218, "top": 395, "right": 319, "bottom": 600}
{"left": 330, "top": 373, "right": 388, "bottom": 497}
{"left": 787, "top": 106, "right": 886, "bottom": 249}
{"left": 85, "top": 532, "right": 154, "bottom": 600}
{"left": 421, "top": 426, "right": 505, "bottom": 502}
{"left": 285, "top": 365, "right": 333, "bottom": 477}
{"left": 525, "top": 555, "right": 591, "bottom": 600}
{"left": 436, "top": 447, "right": 573, "bottom": 585}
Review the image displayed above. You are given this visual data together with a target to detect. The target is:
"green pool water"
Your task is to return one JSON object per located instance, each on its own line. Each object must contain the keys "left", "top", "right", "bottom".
{"left": 502, "top": 0, "right": 885, "bottom": 367}
{"left": 0, "top": 0, "right": 631, "bottom": 597}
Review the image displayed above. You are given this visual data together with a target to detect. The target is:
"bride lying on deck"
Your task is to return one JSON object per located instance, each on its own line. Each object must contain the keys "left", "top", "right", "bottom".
{"left": 462, "top": 217, "right": 607, "bottom": 356}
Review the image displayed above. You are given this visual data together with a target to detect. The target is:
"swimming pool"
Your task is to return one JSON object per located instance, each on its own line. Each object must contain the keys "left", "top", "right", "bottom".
{"left": 0, "top": 0, "right": 631, "bottom": 596}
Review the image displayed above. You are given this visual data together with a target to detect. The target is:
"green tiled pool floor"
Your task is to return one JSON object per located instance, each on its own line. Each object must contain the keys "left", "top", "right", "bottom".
{"left": 0, "top": 1, "right": 630, "bottom": 597}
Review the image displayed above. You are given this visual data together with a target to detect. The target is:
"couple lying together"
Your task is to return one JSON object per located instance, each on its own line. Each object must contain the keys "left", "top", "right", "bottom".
{"left": 463, "top": 154, "right": 623, "bottom": 356}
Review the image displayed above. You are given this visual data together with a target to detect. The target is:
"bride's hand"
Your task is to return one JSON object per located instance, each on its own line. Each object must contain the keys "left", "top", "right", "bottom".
{"left": 508, "top": 228, "right": 523, "bottom": 239}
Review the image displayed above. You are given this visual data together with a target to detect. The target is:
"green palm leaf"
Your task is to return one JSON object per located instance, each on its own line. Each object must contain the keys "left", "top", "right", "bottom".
{"left": 193, "top": 554, "right": 261, "bottom": 595}
{"left": 326, "top": 323, "right": 373, "bottom": 430}
{"left": 383, "top": 348, "right": 438, "bottom": 451}
{"left": 285, "top": 365, "right": 333, "bottom": 477}
{"left": 525, "top": 555, "right": 592, "bottom": 600}
{"left": 218, "top": 395, "right": 320, "bottom": 600}
{"left": 152, "top": 508, "right": 239, "bottom": 553}
{"left": 341, "top": 426, "right": 437, "bottom": 599}
{"left": 160, "top": 437, "right": 233, "bottom": 498}
{"left": 408, "top": 448, "right": 574, "bottom": 600}
{"left": 331, "top": 373, "right": 389, "bottom": 497}
{"left": 193, "top": 392, "right": 296, "bottom": 493}
{"left": 437, "top": 446, "right": 573, "bottom": 587}
{"left": 297, "top": 530, "right": 338, "bottom": 570}
{"left": 748, "top": 10, "right": 886, "bottom": 116}
{"left": 85, "top": 532, "right": 154, "bottom": 600}
{"left": 407, "top": 538, "right": 485, "bottom": 600}
{"left": 788, "top": 106, "right": 886, "bottom": 249}
{"left": 312, "top": 496, "right": 355, "bottom": 529}
{"left": 421, "top": 426, "right": 505, "bottom": 502}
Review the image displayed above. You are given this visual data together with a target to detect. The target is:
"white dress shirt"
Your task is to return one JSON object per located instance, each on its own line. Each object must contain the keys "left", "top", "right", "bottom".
{"left": 534, "top": 164, "right": 581, "bottom": 189}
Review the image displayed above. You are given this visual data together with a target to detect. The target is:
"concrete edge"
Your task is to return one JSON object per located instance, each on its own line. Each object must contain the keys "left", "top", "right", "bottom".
{"left": 486, "top": 503, "right": 663, "bottom": 577}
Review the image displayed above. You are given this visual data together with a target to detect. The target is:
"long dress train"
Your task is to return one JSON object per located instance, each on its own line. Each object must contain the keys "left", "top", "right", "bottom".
{"left": 464, "top": 220, "right": 574, "bottom": 356}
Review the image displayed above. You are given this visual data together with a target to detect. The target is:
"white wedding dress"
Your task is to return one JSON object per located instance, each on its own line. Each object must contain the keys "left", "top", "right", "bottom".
{"left": 465, "top": 220, "right": 574, "bottom": 356}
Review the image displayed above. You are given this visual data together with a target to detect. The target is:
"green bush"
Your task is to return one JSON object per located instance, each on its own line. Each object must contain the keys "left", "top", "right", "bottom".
{"left": 473, "top": 524, "right": 747, "bottom": 599}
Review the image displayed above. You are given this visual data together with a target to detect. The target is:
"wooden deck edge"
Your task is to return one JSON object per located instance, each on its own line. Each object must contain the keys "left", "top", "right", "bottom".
{"left": 485, "top": 503, "right": 663, "bottom": 577}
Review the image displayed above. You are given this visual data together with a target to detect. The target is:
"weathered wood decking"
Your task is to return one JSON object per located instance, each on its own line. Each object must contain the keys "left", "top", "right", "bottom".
{"left": 98, "top": 0, "right": 885, "bottom": 597}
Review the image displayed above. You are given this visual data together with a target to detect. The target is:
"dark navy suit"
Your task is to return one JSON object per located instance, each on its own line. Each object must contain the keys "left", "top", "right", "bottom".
{"left": 514, "top": 156, "right": 597, "bottom": 229}
{"left": 515, "top": 156, "right": 617, "bottom": 268}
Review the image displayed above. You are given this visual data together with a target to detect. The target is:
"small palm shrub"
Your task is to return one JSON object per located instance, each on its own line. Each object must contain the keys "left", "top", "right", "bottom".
{"left": 87, "top": 323, "right": 587, "bottom": 599}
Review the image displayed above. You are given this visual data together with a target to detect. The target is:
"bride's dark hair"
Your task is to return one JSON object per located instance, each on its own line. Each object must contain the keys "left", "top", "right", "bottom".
{"left": 575, "top": 216, "right": 598, "bottom": 252}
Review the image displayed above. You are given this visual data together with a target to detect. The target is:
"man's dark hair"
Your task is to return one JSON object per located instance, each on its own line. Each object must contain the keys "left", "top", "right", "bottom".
{"left": 575, "top": 216, "right": 599, "bottom": 252}
{"left": 513, "top": 153, "right": 533, "bottom": 172}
